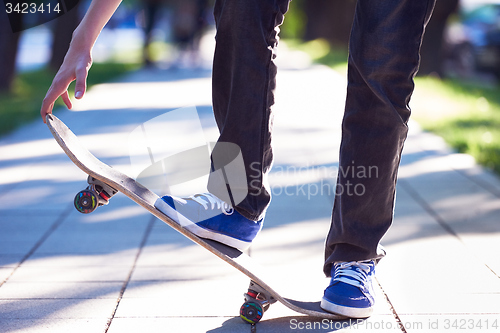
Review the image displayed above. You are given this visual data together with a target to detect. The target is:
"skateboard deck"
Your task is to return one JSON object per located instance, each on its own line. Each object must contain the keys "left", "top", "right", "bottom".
{"left": 46, "top": 114, "right": 345, "bottom": 324}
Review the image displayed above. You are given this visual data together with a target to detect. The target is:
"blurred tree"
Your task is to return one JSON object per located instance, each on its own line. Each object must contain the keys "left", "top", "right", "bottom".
{"left": 0, "top": 12, "right": 22, "bottom": 92}
{"left": 49, "top": 4, "right": 84, "bottom": 71}
{"left": 418, "top": 0, "right": 459, "bottom": 76}
{"left": 141, "top": 0, "right": 164, "bottom": 66}
{"left": 289, "top": 0, "right": 458, "bottom": 78}
{"left": 279, "top": 0, "right": 306, "bottom": 40}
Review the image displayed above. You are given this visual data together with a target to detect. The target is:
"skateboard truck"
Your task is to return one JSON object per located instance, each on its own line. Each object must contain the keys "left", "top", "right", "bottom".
{"left": 74, "top": 176, "right": 118, "bottom": 214}
{"left": 240, "top": 280, "right": 277, "bottom": 324}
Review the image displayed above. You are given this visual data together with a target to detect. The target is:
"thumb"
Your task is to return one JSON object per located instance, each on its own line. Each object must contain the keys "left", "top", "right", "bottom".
{"left": 74, "top": 65, "right": 89, "bottom": 99}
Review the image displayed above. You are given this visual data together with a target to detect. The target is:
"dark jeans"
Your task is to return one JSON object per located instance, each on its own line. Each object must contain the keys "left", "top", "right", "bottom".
{"left": 209, "top": 0, "right": 436, "bottom": 276}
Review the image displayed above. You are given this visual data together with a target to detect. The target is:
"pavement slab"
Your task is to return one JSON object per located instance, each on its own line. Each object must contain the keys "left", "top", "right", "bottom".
{"left": 0, "top": 318, "right": 109, "bottom": 333}
{"left": 0, "top": 298, "right": 117, "bottom": 319}
{"left": 0, "top": 281, "right": 123, "bottom": 299}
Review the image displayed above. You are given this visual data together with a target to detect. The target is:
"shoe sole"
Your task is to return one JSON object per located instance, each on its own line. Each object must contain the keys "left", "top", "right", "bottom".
{"left": 154, "top": 198, "right": 251, "bottom": 250}
{"left": 320, "top": 297, "right": 373, "bottom": 319}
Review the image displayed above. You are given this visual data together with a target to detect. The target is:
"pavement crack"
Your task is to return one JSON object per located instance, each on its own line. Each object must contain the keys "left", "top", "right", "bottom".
{"left": 104, "top": 215, "right": 156, "bottom": 333}
{"left": 375, "top": 278, "right": 407, "bottom": 333}
{"left": 399, "top": 179, "right": 500, "bottom": 280}
{"left": 0, "top": 202, "right": 72, "bottom": 288}
{"left": 399, "top": 179, "right": 460, "bottom": 238}
{"left": 454, "top": 167, "right": 500, "bottom": 199}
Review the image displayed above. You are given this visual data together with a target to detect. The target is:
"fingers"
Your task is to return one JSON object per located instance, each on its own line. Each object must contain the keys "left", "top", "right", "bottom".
{"left": 41, "top": 89, "right": 58, "bottom": 124}
{"left": 40, "top": 99, "right": 54, "bottom": 124}
{"left": 74, "top": 64, "right": 89, "bottom": 100}
{"left": 62, "top": 90, "right": 72, "bottom": 109}
{"left": 41, "top": 55, "right": 91, "bottom": 123}
{"left": 40, "top": 76, "right": 72, "bottom": 123}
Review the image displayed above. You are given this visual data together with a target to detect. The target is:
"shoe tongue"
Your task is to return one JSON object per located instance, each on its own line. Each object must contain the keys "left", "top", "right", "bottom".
{"left": 333, "top": 262, "right": 370, "bottom": 283}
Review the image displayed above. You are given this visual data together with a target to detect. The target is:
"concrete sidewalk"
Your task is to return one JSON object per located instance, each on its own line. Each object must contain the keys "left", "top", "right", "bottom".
{"left": 0, "top": 56, "right": 499, "bottom": 332}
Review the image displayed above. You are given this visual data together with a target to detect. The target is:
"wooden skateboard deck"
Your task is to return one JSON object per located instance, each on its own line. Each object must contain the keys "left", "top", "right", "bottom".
{"left": 46, "top": 114, "right": 344, "bottom": 324}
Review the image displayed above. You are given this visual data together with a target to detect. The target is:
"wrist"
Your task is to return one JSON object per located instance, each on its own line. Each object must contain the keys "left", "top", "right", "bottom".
{"left": 69, "top": 26, "right": 96, "bottom": 57}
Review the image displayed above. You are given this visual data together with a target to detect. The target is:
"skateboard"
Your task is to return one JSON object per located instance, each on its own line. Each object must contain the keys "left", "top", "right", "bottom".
{"left": 46, "top": 114, "right": 345, "bottom": 325}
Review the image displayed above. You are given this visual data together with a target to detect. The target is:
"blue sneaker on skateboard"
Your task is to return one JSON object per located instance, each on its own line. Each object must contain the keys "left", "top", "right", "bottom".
{"left": 155, "top": 192, "right": 263, "bottom": 250}
{"left": 321, "top": 260, "right": 376, "bottom": 318}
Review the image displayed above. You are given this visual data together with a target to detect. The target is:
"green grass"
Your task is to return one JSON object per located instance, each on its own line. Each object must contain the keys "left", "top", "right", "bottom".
{"left": 293, "top": 38, "right": 500, "bottom": 174}
{"left": 412, "top": 77, "right": 500, "bottom": 174}
{"left": 284, "top": 38, "right": 349, "bottom": 74}
{"left": 0, "top": 62, "right": 140, "bottom": 136}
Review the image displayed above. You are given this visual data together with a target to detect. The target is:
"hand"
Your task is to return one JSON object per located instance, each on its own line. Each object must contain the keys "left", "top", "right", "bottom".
{"left": 40, "top": 44, "right": 92, "bottom": 123}
{"left": 40, "top": 0, "right": 122, "bottom": 123}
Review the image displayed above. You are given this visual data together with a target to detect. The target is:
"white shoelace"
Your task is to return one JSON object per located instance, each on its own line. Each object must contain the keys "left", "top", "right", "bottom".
{"left": 188, "top": 193, "right": 234, "bottom": 215}
{"left": 333, "top": 261, "right": 373, "bottom": 288}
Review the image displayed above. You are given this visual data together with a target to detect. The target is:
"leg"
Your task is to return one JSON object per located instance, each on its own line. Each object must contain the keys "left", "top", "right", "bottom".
{"left": 324, "top": 0, "right": 436, "bottom": 272}
{"left": 154, "top": 0, "right": 290, "bottom": 250}
{"left": 321, "top": 0, "right": 435, "bottom": 318}
{"left": 208, "top": 0, "right": 290, "bottom": 221}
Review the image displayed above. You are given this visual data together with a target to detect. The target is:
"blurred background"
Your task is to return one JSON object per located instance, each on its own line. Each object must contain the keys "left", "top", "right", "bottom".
{"left": 0, "top": 0, "right": 499, "bottom": 174}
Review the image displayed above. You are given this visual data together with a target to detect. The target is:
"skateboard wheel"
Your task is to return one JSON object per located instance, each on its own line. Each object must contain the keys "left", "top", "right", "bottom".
{"left": 240, "top": 301, "right": 263, "bottom": 324}
{"left": 74, "top": 189, "right": 98, "bottom": 214}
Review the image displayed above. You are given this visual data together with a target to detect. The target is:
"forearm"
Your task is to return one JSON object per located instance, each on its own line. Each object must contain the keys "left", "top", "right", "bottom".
{"left": 71, "top": 0, "right": 123, "bottom": 51}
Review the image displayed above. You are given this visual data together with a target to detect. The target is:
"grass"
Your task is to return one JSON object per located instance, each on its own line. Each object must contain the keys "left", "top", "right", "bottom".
{"left": 0, "top": 62, "right": 140, "bottom": 136}
{"left": 411, "top": 77, "right": 500, "bottom": 174}
{"left": 291, "top": 38, "right": 500, "bottom": 174}
{"left": 284, "top": 38, "right": 349, "bottom": 74}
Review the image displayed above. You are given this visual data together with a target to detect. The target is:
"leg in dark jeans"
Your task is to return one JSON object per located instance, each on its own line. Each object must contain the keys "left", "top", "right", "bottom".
{"left": 155, "top": 0, "right": 290, "bottom": 251}
{"left": 209, "top": 0, "right": 290, "bottom": 222}
{"left": 323, "top": 0, "right": 436, "bottom": 275}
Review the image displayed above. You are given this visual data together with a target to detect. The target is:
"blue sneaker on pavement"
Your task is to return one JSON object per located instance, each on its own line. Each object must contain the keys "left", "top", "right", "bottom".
{"left": 321, "top": 260, "right": 376, "bottom": 318}
{"left": 154, "top": 192, "right": 263, "bottom": 250}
